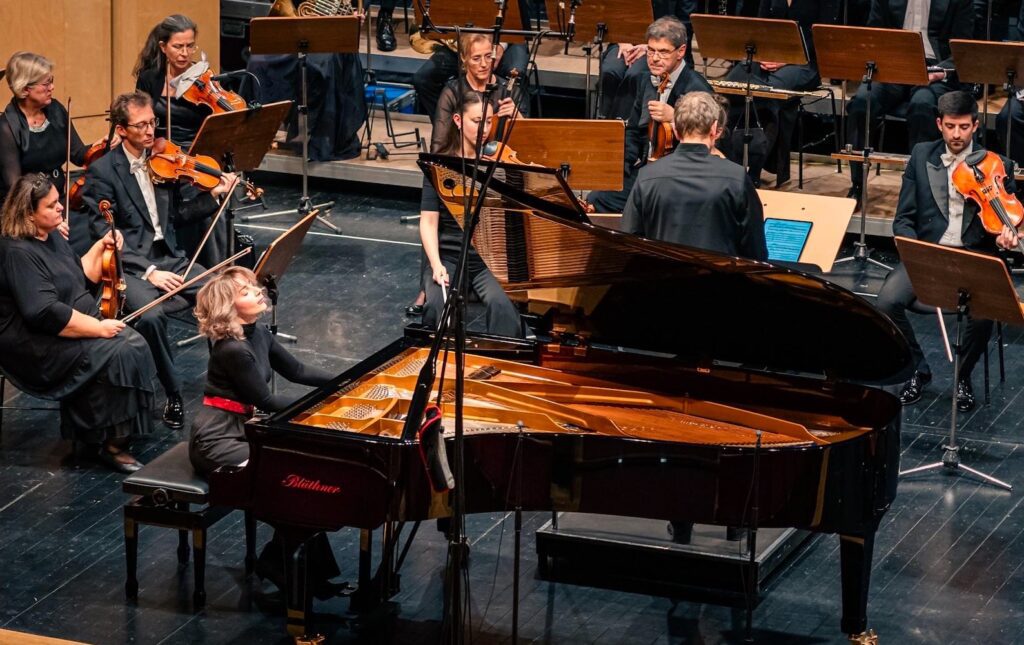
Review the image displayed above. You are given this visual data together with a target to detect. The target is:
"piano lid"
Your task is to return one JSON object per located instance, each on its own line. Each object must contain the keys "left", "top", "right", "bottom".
{"left": 418, "top": 154, "right": 912, "bottom": 384}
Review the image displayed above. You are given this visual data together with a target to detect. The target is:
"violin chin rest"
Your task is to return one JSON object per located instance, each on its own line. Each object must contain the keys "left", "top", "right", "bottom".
{"left": 966, "top": 150, "right": 988, "bottom": 166}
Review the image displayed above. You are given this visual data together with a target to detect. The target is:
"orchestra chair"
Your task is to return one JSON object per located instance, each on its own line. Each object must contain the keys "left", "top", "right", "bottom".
{"left": 122, "top": 442, "right": 256, "bottom": 607}
{"left": 906, "top": 299, "right": 1006, "bottom": 404}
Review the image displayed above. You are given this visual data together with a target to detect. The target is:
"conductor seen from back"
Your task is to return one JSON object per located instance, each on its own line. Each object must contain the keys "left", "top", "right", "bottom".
{"left": 622, "top": 91, "right": 768, "bottom": 261}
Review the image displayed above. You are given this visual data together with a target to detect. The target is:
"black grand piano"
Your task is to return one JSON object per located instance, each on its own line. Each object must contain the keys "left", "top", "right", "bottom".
{"left": 211, "top": 155, "right": 911, "bottom": 640}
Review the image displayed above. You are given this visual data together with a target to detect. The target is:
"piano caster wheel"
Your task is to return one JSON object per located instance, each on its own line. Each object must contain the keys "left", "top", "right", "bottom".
{"left": 125, "top": 581, "right": 138, "bottom": 600}
{"left": 848, "top": 629, "right": 877, "bottom": 644}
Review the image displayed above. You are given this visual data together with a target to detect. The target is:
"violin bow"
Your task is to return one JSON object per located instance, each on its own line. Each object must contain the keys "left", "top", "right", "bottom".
{"left": 120, "top": 248, "right": 251, "bottom": 324}
{"left": 63, "top": 96, "right": 72, "bottom": 221}
{"left": 180, "top": 175, "right": 240, "bottom": 280}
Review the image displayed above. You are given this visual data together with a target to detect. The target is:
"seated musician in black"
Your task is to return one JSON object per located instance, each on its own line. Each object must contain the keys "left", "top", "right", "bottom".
{"left": 878, "top": 91, "right": 1010, "bottom": 411}
{"left": 720, "top": 0, "right": 839, "bottom": 187}
{"left": 599, "top": 0, "right": 697, "bottom": 120}
{"left": 623, "top": 91, "right": 768, "bottom": 261}
{"left": 846, "top": 0, "right": 973, "bottom": 200}
{"left": 0, "top": 174, "right": 157, "bottom": 473}
{"left": 419, "top": 91, "right": 525, "bottom": 339}
{"left": 83, "top": 91, "right": 236, "bottom": 430}
{"left": 189, "top": 267, "right": 344, "bottom": 597}
{"left": 588, "top": 16, "right": 712, "bottom": 214}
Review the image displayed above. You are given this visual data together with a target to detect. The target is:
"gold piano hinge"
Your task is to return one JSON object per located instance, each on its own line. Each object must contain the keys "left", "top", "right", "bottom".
{"left": 545, "top": 332, "right": 589, "bottom": 358}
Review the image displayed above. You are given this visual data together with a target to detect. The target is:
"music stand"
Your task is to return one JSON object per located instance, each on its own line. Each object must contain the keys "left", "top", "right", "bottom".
{"left": 254, "top": 210, "right": 319, "bottom": 347}
{"left": 248, "top": 16, "right": 362, "bottom": 234}
{"left": 504, "top": 118, "right": 625, "bottom": 190}
{"left": 895, "top": 237, "right": 1019, "bottom": 491}
{"left": 950, "top": 40, "right": 1024, "bottom": 161}
{"left": 814, "top": 25, "right": 928, "bottom": 272}
{"left": 690, "top": 16, "right": 807, "bottom": 171}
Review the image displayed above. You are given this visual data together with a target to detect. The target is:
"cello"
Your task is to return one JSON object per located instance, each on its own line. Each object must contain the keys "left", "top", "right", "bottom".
{"left": 952, "top": 150, "right": 1024, "bottom": 254}
{"left": 96, "top": 200, "right": 127, "bottom": 319}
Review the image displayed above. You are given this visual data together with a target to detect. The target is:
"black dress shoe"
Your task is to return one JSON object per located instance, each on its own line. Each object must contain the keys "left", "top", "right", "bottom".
{"left": 97, "top": 448, "right": 144, "bottom": 474}
{"left": 376, "top": 9, "right": 396, "bottom": 52}
{"left": 163, "top": 394, "right": 185, "bottom": 430}
{"left": 956, "top": 378, "right": 976, "bottom": 412}
{"left": 898, "top": 371, "right": 932, "bottom": 405}
{"left": 405, "top": 303, "right": 424, "bottom": 317}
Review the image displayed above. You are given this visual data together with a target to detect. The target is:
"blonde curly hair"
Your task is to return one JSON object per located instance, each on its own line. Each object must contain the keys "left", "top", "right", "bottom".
{"left": 195, "top": 266, "right": 262, "bottom": 342}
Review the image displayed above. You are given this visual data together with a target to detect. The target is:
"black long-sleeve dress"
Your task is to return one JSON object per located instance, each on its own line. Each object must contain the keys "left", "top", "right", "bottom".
{"left": 136, "top": 67, "right": 211, "bottom": 149}
{"left": 0, "top": 98, "right": 87, "bottom": 200}
{"left": 0, "top": 232, "right": 157, "bottom": 443}
{"left": 189, "top": 322, "right": 332, "bottom": 476}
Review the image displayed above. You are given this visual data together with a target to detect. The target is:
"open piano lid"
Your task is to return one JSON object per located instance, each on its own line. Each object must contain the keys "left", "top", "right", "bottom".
{"left": 418, "top": 153, "right": 912, "bottom": 385}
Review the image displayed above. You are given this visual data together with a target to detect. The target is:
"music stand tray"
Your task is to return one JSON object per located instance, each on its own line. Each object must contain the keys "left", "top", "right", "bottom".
{"left": 895, "top": 236, "right": 1021, "bottom": 491}
{"left": 254, "top": 211, "right": 319, "bottom": 345}
{"left": 248, "top": 16, "right": 362, "bottom": 234}
{"left": 950, "top": 39, "right": 1024, "bottom": 155}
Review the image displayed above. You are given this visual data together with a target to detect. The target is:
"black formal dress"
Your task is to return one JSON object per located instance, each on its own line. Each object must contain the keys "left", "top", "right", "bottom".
{"left": 136, "top": 68, "right": 211, "bottom": 149}
{"left": 189, "top": 323, "right": 333, "bottom": 474}
{"left": 420, "top": 177, "right": 524, "bottom": 338}
{"left": 589, "top": 64, "right": 713, "bottom": 213}
{"left": 722, "top": 0, "right": 839, "bottom": 186}
{"left": 430, "top": 75, "right": 530, "bottom": 154}
{"left": 622, "top": 142, "right": 768, "bottom": 260}
{"left": 188, "top": 322, "right": 338, "bottom": 592}
{"left": 847, "top": 0, "right": 973, "bottom": 190}
{"left": 876, "top": 140, "right": 1009, "bottom": 380}
{"left": 0, "top": 232, "right": 156, "bottom": 444}
{"left": 83, "top": 145, "right": 217, "bottom": 397}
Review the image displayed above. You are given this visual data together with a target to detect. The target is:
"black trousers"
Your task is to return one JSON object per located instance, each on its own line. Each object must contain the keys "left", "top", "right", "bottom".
{"left": 847, "top": 80, "right": 956, "bottom": 188}
{"left": 422, "top": 256, "right": 524, "bottom": 338}
{"left": 123, "top": 244, "right": 207, "bottom": 397}
{"left": 876, "top": 262, "right": 993, "bottom": 381}
{"left": 996, "top": 95, "right": 1024, "bottom": 168}
{"left": 724, "top": 62, "right": 820, "bottom": 185}
{"left": 412, "top": 44, "right": 531, "bottom": 119}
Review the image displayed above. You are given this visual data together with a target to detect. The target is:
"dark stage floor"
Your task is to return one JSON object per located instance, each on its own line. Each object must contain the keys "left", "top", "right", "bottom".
{"left": 2, "top": 177, "right": 1024, "bottom": 645}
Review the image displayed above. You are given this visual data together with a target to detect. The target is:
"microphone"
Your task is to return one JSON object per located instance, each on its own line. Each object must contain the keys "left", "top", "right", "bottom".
{"left": 493, "top": 0, "right": 507, "bottom": 58}
{"left": 210, "top": 69, "right": 247, "bottom": 82}
{"left": 567, "top": 0, "right": 581, "bottom": 42}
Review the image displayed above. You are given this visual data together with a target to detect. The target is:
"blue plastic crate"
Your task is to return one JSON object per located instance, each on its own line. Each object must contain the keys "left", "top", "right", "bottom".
{"left": 364, "top": 82, "right": 416, "bottom": 114}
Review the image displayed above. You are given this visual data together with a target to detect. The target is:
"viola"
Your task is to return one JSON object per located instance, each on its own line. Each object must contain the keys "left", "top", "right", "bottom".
{"left": 484, "top": 70, "right": 520, "bottom": 144}
{"left": 180, "top": 68, "right": 246, "bottom": 114}
{"left": 97, "top": 200, "right": 127, "bottom": 320}
{"left": 648, "top": 74, "right": 675, "bottom": 161}
{"left": 148, "top": 138, "right": 263, "bottom": 200}
{"left": 952, "top": 150, "right": 1024, "bottom": 254}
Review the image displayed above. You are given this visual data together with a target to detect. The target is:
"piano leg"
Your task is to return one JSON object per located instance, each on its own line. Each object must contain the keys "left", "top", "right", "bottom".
{"left": 349, "top": 528, "right": 375, "bottom": 613}
{"left": 281, "top": 530, "right": 314, "bottom": 638}
{"left": 838, "top": 531, "right": 875, "bottom": 635}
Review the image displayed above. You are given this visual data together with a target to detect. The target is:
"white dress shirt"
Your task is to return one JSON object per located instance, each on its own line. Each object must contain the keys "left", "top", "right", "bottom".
{"left": 123, "top": 146, "right": 164, "bottom": 242}
{"left": 903, "top": 0, "right": 936, "bottom": 61}
{"left": 940, "top": 141, "right": 973, "bottom": 248}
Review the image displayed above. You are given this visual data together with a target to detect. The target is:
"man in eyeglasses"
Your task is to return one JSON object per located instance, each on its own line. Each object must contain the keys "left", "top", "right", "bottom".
{"left": 589, "top": 16, "right": 712, "bottom": 214}
{"left": 82, "top": 91, "right": 236, "bottom": 431}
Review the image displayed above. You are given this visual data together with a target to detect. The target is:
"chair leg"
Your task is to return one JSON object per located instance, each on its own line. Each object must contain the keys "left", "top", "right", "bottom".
{"left": 125, "top": 517, "right": 139, "bottom": 599}
{"left": 244, "top": 510, "right": 257, "bottom": 576}
{"left": 193, "top": 527, "right": 207, "bottom": 607}
{"left": 984, "top": 338, "right": 991, "bottom": 404}
{"left": 177, "top": 528, "right": 190, "bottom": 566}
{"left": 998, "top": 322, "right": 1005, "bottom": 383}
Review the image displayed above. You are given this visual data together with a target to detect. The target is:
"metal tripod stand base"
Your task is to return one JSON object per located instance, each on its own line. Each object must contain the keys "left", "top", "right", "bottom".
{"left": 833, "top": 241, "right": 893, "bottom": 271}
{"left": 240, "top": 199, "right": 340, "bottom": 234}
{"left": 900, "top": 444, "right": 1012, "bottom": 490}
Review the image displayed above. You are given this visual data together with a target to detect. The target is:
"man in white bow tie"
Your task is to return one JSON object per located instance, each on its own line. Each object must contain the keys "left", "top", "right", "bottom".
{"left": 82, "top": 90, "right": 236, "bottom": 430}
{"left": 877, "top": 90, "right": 1016, "bottom": 412}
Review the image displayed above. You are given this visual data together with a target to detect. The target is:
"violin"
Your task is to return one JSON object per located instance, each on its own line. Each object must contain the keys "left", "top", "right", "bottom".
{"left": 97, "top": 200, "right": 127, "bottom": 320}
{"left": 648, "top": 74, "right": 675, "bottom": 161}
{"left": 485, "top": 70, "right": 520, "bottom": 144}
{"left": 148, "top": 138, "right": 264, "bottom": 200}
{"left": 952, "top": 150, "right": 1024, "bottom": 254}
{"left": 180, "top": 68, "right": 247, "bottom": 114}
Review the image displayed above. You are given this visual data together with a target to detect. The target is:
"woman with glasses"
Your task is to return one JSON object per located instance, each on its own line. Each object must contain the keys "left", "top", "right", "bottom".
{"left": 133, "top": 14, "right": 209, "bottom": 148}
{"left": 0, "top": 52, "right": 112, "bottom": 219}
{"left": 0, "top": 173, "right": 157, "bottom": 472}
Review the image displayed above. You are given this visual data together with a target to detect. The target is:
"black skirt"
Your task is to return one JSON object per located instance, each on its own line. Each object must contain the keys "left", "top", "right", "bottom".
{"left": 189, "top": 405, "right": 250, "bottom": 477}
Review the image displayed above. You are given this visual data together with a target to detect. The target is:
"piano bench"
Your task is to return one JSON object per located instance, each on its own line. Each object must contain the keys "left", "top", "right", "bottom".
{"left": 122, "top": 442, "right": 256, "bottom": 607}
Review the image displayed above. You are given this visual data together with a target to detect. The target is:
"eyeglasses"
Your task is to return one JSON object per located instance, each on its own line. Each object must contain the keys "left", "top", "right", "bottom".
{"left": 28, "top": 77, "right": 55, "bottom": 89}
{"left": 166, "top": 43, "right": 199, "bottom": 54}
{"left": 647, "top": 47, "right": 680, "bottom": 60}
{"left": 124, "top": 119, "right": 158, "bottom": 131}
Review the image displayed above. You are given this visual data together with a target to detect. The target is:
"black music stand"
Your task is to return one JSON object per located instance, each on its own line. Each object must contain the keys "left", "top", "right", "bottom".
{"left": 950, "top": 40, "right": 1024, "bottom": 160}
{"left": 814, "top": 25, "right": 929, "bottom": 272}
{"left": 254, "top": 211, "right": 318, "bottom": 352}
{"left": 896, "top": 237, "right": 1019, "bottom": 491}
{"left": 691, "top": 15, "right": 808, "bottom": 172}
{"left": 248, "top": 16, "right": 362, "bottom": 234}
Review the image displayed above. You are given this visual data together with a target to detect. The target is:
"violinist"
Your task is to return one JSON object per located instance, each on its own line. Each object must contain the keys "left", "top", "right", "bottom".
{"left": 419, "top": 91, "right": 525, "bottom": 339}
{"left": 0, "top": 174, "right": 157, "bottom": 473}
{"left": 622, "top": 91, "right": 767, "bottom": 260}
{"left": 83, "top": 91, "right": 236, "bottom": 431}
{"left": 878, "top": 91, "right": 1009, "bottom": 412}
{"left": 0, "top": 52, "right": 113, "bottom": 249}
{"left": 133, "top": 15, "right": 209, "bottom": 147}
{"left": 588, "top": 17, "right": 712, "bottom": 214}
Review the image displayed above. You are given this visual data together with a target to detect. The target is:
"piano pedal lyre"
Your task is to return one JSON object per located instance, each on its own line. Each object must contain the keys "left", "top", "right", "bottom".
{"left": 848, "top": 629, "right": 878, "bottom": 645}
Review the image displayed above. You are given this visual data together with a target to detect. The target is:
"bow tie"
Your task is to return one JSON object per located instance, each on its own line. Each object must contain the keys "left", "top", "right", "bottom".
{"left": 941, "top": 150, "right": 967, "bottom": 168}
{"left": 129, "top": 154, "right": 149, "bottom": 174}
